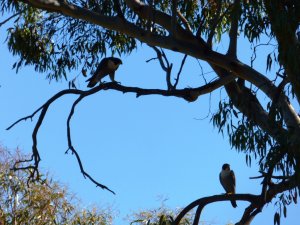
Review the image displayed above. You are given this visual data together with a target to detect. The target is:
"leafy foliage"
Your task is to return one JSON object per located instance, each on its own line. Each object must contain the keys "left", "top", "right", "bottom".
{"left": 0, "top": 0, "right": 283, "bottom": 80}
{"left": 1, "top": 0, "right": 300, "bottom": 223}
{"left": 0, "top": 146, "right": 113, "bottom": 225}
{"left": 128, "top": 205, "right": 193, "bottom": 225}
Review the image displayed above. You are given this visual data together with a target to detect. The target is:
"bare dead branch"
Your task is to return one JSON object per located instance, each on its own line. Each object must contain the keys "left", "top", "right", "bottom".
{"left": 192, "top": 205, "right": 202, "bottom": 225}
{"left": 235, "top": 204, "right": 262, "bottom": 225}
{"left": 173, "top": 193, "right": 260, "bottom": 225}
{"left": 7, "top": 80, "right": 233, "bottom": 193}
{"left": 173, "top": 54, "right": 188, "bottom": 89}
{"left": 175, "top": 175, "right": 297, "bottom": 225}
{"left": 66, "top": 95, "right": 115, "bottom": 194}
{"left": 250, "top": 174, "right": 291, "bottom": 180}
{"left": 149, "top": 45, "right": 173, "bottom": 90}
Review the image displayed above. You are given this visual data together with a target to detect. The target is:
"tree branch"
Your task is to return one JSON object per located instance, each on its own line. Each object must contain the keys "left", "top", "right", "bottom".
{"left": 176, "top": 10, "right": 192, "bottom": 34}
{"left": 173, "top": 54, "right": 187, "bottom": 89}
{"left": 235, "top": 204, "right": 262, "bottom": 225}
{"left": 173, "top": 193, "right": 260, "bottom": 225}
{"left": 0, "top": 11, "right": 23, "bottom": 27}
{"left": 227, "top": 0, "right": 241, "bottom": 58}
{"left": 66, "top": 95, "right": 115, "bottom": 194}
{"left": 174, "top": 175, "right": 298, "bottom": 225}
{"left": 17, "top": 0, "right": 298, "bottom": 114}
{"left": 7, "top": 80, "right": 234, "bottom": 191}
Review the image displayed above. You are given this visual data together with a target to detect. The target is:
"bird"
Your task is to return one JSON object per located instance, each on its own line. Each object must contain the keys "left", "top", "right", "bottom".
{"left": 86, "top": 57, "right": 122, "bottom": 88}
{"left": 219, "top": 163, "right": 237, "bottom": 208}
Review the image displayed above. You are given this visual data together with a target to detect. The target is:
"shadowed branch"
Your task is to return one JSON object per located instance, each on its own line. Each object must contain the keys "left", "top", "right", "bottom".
{"left": 6, "top": 80, "right": 233, "bottom": 192}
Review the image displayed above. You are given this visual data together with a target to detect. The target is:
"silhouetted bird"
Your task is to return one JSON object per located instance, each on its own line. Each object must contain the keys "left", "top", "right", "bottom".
{"left": 219, "top": 163, "right": 237, "bottom": 208}
{"left": 86, "top": 57, "right": 122, "bottom": 88}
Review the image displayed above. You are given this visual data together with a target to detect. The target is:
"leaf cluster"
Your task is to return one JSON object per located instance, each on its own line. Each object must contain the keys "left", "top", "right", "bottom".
{"left": 0, "top": 146, "right": 113, "bottom": 225}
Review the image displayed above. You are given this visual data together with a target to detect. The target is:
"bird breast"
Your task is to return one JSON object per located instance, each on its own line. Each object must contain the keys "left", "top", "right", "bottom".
{"left": 220, "top": 170, "right": 235, "bottom": 193}
{"left": 107, "top": 60, "right": 119, "bottom": 70}
{"left": 220, "top": 170, "right": 231, "bottom": 179}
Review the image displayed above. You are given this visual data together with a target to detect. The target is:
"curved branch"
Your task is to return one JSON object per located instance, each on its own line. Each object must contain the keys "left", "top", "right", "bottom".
{"left": 16, "top": 1, "right": 300, "bottom": 135}
{"left": 17, "top": 0, "right": 279, "bottom": 101}
{"left": 66, "top": 95, "right": 115, "bottom": 194}
{"left": 235, "top": 204, "right": 262, "bottom": 225}
{"left": 174, "top": 175, "right": 298, "bottom": 225}
{"left": 0, "top": 11, "right": 23, "bottom": 27}
{"left": 173, "top": 193, "right": 260, "bottom": 225}
{"left": 7, "top": 80, "right": 234, "bottom": 192}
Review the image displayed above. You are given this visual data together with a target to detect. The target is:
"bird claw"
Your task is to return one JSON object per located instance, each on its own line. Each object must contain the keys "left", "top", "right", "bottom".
{"left": 111, "top": 81, "right": 121, "bottom": 85}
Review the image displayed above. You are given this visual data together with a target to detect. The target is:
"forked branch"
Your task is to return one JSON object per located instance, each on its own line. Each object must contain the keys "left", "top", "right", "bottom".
{"left": 7, "top": 80, "right": 233, "bottom": 192}
{"left": 173, "top": 173, "right": 297, "bottom": 225}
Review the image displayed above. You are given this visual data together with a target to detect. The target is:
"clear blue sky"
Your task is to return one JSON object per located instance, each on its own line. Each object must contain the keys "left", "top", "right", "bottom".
{"left": 0, "top": 22, "right": 299, "bottom": 224}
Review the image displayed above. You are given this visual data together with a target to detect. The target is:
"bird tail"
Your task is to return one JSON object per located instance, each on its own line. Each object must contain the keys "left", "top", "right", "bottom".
{"left": 230, "top": 200, "right": 237, "bottom": 208}
{"left": 86, "top": 77, "right": 97, "bottom": 88}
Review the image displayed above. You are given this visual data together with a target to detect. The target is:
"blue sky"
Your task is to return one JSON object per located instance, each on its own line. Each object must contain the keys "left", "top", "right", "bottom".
{"left": 1, "top": 22, "right": 299, "bottom": 224}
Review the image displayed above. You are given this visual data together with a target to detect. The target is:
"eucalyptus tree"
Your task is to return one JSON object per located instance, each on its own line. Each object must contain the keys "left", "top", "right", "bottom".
{"left": 1, "top": 1, "right": 300, "bottom": 224}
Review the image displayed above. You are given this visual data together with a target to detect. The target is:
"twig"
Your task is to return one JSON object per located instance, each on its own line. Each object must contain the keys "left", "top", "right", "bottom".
{"left": 148, "top": 45, "right": 173, "bottom": 90}
{"left": 176, "top": 10, "right": 192, "bottom": 33}
{"left": 66, "top": 95, "right": 115, "bottom": 194}
{"left": 0, "top": 11, "right": 23, "bottom": 27}
{"left": 173, "top": 54, "right": 187, "bottom": 89}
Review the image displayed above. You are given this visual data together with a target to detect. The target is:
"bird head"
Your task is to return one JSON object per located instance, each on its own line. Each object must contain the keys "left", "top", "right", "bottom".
{"left": 222, "top": 163, "right": 230, "bottom": 171}
{"left": 111, "top": 57, "right": 122, "bottom": 66}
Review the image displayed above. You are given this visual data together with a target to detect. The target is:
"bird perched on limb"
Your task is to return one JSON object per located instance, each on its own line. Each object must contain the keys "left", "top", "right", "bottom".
{"left": 219, "top": 163, "right": 237, "bottom": 208}
{"left": 86, "top": 57, "right": 122, "bottom": 88}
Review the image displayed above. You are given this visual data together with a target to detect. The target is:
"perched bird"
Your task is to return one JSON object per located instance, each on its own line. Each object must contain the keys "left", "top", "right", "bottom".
{"left": 86, "top": 57, "right": 122, "bottom": 88}
{"left": 219, "top": 163, "right": 237, "bottom": 208}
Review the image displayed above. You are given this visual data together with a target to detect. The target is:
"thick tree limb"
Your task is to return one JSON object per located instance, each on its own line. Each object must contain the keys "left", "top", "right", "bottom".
{"left": 17, "top": 0, "right": 292, "bottom": 106}
{"left": 66, "top": 95, "right": 115, "bottom": 194}
{"left": 174, "top": 175, "right": 297, "bottom": 225}
{"left": 227, "top": 0, "right": 241, "bottom": 58}
{"left": 173, "top": 193, "right": 260, "bottom": 225}
{"left": 16, "top": 1, "right": 299, "bottom": 138}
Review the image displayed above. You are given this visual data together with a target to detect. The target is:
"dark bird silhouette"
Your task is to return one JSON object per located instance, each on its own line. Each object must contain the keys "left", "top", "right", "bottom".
{"left": 219, "top": 163, "right": 237, "bottom": 208}
{"left": 86, "top": 57, "right": 122, "bottom": 88}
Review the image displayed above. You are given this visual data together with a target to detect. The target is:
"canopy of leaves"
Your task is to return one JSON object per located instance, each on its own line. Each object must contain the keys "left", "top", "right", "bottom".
{"left": 0, "top": 0, "right": 274, "bottom": 80}
{"left": 1, "top": 1, "right": 300, "bottom": 223}
{"left": 0, "top": 146, "right": 113, "bottom": 225}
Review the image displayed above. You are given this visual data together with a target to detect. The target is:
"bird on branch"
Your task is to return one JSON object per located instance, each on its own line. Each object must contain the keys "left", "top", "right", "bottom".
{"left": 86, "top": 57, "right": 122, "bottom": 88}
{"left": 219, "top": 163, "right": 237, "bottom": 208}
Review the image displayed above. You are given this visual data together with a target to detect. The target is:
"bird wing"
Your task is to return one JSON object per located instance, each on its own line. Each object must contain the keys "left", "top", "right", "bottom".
{"left": 93, "top": 59, "right": 109, "bottom": 79}
{"left": 219, "top": 173, "right": 226, "bottom": 190}
{"left": 229, "top": 170, "right": 236, "bottom": 193}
